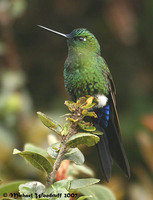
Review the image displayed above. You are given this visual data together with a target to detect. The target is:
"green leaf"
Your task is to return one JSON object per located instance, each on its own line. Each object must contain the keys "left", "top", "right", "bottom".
{"left": 91, "top": 130, "right": 103, "bottom": 135}
{"left": 81, "top": 96, "right": 97, "bottom": 110}
{"left": 77, "top": 195, "right": 92, "bottom": 200}
{"left": 78, "top": 121, "right": 96, "bottom": 132}
{"left": 70, "top": 178, "right": 100, "bottom": 190}
{"left": 52, "top": 187, "right": 70, "bottom": 200}
{"left": 13, "top": 149, "right": 52, "bottom": 173}
{"left": 81, "top": 95, "right": 98, "bottom": 110}
{"left": 78, "top": 185, "right": 116, "bottom": 200}
{"left": 64, "top": 100, "right": 76, "bottom": 112}
{"left": 37, "top": 112, "right": 62, "bottom": 134}
{"left": 82, "top": 110, "right": 97, "bottom": 118}
{"left": 64, "top": 148, "right": 85, "bottom": 165}
{"left": 61, "top": 123, "right": 70, "bottom": 136}
{"left": 0, "top": 180, "right": 27, "bottom": 197}
{"left": 67, "top": 117, "right": 78, "bottom": 122}
{"left": 67, "top": 133, "right": 100, "bottom": 147}
{"left": 48, "top": 144, "right": 84, "bottom": 165}
{"left": 53, "top": 180, "right": 70, "bottom": 191}
{"left": 37, "top": 112, "right": 57, "bottom": 128}
{"left": 45, "top": 180, "right": 71, "bottom": 200}
{"left": 86, "top": 96, "right": 95, "bottom": 104}
{"left": 47, "top": 181, "right": 71, "bottom": 200}
{"left": 60, "top": 113, "right": 71, "bottom": 117}
{"left": 76, "top": 97, "right": 86, "bottom": 107}
{"left": 82, "top": 102, "right": 97, "bottom": 110}
{"left": 24, "top": 143, "right": 48, "bottom": 157}
{"left": 19, "top": 181, "right": 45, "bottom": 200}
{"left": 47, "top": 143, "right": 61, "bottom": 159}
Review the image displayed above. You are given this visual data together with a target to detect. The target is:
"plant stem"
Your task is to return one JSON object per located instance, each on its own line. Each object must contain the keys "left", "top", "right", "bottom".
{"left": 45, "top": 138, "right": 67, "bottom": 188}
{"left": 45, "top": 114, "right": 82, "bottom": 189}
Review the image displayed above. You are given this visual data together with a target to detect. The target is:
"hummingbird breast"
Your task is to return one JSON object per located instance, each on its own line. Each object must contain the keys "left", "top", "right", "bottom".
{"left": 64, "top": 53, "right": 109, "bottom": 100}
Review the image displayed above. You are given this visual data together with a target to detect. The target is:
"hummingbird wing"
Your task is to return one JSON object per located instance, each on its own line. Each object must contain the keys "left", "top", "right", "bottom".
{"left": 108, "top": 73, "right": 121, "bottom": 135}
{"left": 108, "top": 74, "right": 130, "bottom": 177}
{"left": 95, "top": 63, "right": 130, "bottom": 181}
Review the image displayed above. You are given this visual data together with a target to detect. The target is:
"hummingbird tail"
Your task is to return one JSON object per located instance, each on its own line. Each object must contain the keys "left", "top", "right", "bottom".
{"left": 94, "top": 103, "right": 130, "bottom": 181}
{"left": 96, "top": 124, "right": 113, "bottom": 182}
{"left": 106, "top": 116, "right": 130, "bottom": 178}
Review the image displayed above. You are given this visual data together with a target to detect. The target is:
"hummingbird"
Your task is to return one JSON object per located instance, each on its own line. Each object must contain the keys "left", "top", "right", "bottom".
{"left": 38, "top": 25, "right": 130, "bottom": 181}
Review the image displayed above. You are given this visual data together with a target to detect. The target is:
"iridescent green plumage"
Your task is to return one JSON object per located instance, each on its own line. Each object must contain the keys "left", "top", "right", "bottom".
{"left": 64, "top": 28, "right": 111, "bottom": 100}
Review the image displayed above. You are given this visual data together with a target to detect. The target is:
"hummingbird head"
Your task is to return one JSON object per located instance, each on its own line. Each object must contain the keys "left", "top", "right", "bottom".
{"left": 38, "top": 25, "right": 101, "bottom": 55}
{"left": 67, "top": 28, "right": 101, "bottom": 54}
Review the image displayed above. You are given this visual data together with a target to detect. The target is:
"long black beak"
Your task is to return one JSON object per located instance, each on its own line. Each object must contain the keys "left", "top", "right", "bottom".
{"left": 38, "top": 25, "right": 69, "bottom": 38}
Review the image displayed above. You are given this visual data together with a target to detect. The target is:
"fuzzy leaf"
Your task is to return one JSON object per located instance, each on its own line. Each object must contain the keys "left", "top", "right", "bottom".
{"left": 70, "top": 178, "right": 100, "bottom": 190}
{"left": 81, "top": 96, "right": 97, "bottom": 109}
{"left": 53, "top": 180, "right": 71, "bottom": 190}
{"left": 77, "top": 195, "right": 92, "bottom": 200}
{"left": 64, "top": 100, "right": 76, "bottom": 112}
{"left": 48, "top": 144, "right": 84, "bottom": 165}
{"left": 61, "top": 123, "right": 70, "bottom": 136}
{"left": 83, "top": 102, "right": 97, "bottom": 110}
{"left": 52, "top": 187, "right": 69, "bottom": 200}
{"left": 67, "top": 133, "right": 100, "bottom": 147}
{"left": 64, "top": 148, "right": 85, "bottom": 165}
{"left": 60, "top": 113, "right": 71, "bottom": 117}
{"left": 24, "top": 143, "right": 47, "bottom": 157}
{"left": 78, "top": 185, "right": 116, "bottom": 200}
{"left": 19, "top": 181, "right": 45, "bottom": 200}
{"left": 13, "top": 149, "right": 52, "bottom": 173}
{"left": 37, "top": 112, "right": 62, "bottom": 134}
{"left": 37, "top": 112, "right": 57, "bottom": 128}
{"left": 46, "top": 181, "right": 70, "bottom": 200}
{"left": 78, "top": 121, "right": 96, "bottom": 132}
{"left": 76, "top": 97, "right": 87, "bottom": 107}
{"left": 47, "top": 143, "right": 61, "bottom": 159}
{"left": 82, "top": 110, "right": 97, "bottom": 118}
{"left": 86, "top": 96, "right": 95, "bottom": 104}
{"left": 67, "top": 117, "right": 78, "bottom": 122}
{"left": 92, "top": 130, "right": 103, "bottom": 135}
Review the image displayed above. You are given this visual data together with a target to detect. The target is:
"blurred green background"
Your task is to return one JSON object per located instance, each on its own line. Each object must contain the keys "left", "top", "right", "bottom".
{"left": 0, "top": 0, "right": 153, "bottom": 199}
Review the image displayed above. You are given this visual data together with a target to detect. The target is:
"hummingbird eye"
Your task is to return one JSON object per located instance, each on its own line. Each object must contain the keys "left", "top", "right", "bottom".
{"left": 74, "top": 36, "right": 86, "bottom": 42}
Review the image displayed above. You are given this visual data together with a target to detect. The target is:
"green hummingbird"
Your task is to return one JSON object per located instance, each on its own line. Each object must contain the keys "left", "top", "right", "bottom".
{"left": 38, "top": 25, "right": 130, "bottom": 181}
